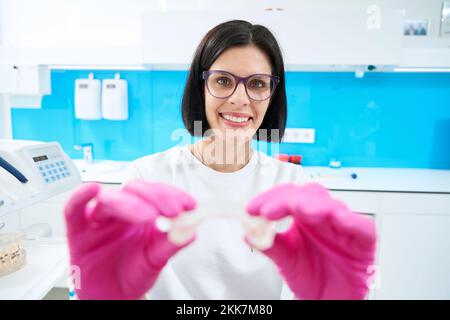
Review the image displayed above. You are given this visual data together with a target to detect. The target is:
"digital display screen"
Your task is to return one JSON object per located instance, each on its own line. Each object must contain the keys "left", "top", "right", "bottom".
{"left": 33, "top": 155, "right": 48, "bottom": 162}
{"left": 106, "top": 84, "right": 116, "bottom": 89}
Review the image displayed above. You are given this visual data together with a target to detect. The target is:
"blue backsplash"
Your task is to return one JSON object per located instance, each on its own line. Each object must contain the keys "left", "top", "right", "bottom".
{"left": 11, "top": 70, "right": 450, "bottom": 169}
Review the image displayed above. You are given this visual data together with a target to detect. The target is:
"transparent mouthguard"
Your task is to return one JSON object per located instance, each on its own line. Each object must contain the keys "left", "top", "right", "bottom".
{"left": 156, "top": 203, "right": 291, "bottom": 251}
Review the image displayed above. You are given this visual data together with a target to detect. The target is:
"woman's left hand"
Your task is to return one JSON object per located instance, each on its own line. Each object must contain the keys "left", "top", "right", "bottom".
{"left": 246, "top": 183, "right": 377, "bottom": 300}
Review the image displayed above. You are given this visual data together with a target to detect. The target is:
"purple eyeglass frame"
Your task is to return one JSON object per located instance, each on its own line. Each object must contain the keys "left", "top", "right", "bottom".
{"left": 202, "top": 70, "right": 280, "bottom": 101}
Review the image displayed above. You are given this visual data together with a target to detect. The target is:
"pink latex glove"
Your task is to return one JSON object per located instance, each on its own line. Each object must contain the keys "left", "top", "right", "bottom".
{"left": 246, "top": 183, "right": 377, "bottom": 300}
{"left": 64, "top": 181, "right": 196, "bottom": 300}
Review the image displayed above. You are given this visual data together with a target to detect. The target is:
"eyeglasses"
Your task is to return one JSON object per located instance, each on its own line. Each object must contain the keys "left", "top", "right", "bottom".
{"left": 202, "top": 70, "right": 280, "bottom": 101}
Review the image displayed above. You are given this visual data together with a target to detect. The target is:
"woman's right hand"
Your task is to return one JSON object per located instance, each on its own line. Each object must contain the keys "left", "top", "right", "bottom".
{"left": 64, "top": 181, "right": 197, "bottom": 300}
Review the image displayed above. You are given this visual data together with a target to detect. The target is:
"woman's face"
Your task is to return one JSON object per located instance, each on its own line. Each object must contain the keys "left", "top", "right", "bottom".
{"left": 204, "top": 44, "right": 273, "bottom": 143}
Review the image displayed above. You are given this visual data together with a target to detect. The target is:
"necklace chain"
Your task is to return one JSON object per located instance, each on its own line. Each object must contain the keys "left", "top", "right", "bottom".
{"left": 195, "top": 141, "right": 206, "bottom": 166}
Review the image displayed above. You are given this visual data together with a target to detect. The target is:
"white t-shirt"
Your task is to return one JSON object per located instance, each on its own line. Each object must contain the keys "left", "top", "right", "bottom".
{"left": 122, "top": 145, "right": 308, "bottom": 300}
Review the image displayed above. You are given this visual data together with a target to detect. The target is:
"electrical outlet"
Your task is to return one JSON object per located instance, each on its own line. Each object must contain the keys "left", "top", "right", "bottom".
{"left": 282, "top": 128, "right": 315, "bottom": 143}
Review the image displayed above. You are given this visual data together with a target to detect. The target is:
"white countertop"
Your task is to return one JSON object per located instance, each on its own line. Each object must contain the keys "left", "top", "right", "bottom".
{"left": 73, "top": 160, "right": 450, "bottom": 194}
{"left": 0, "top": 238, "right": 69, "bottom": 300}
{"left": 302, "top": 167, "right": 450, "bottom": 193}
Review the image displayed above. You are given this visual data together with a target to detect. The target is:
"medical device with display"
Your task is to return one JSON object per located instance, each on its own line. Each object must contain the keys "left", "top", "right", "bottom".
{"left": 0, "top": 140, "right": 82, "bottom": 216}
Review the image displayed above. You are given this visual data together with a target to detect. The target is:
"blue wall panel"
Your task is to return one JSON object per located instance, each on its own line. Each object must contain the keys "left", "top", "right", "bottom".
{"left": 11, "top": 70, "right": 450, "bottom": 169}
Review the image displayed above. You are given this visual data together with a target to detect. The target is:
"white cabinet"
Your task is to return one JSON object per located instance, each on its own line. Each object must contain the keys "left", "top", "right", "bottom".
{"left": 0, "top": 64, "right": 51, "bottom": 136}
{"left": 331, "top": 190, "right": 450, "bottom": 299}
{"left": 2, "top": 0, "right": 448, "bottom": 68}
{"left": 374, "top": 193, "right": 450, "bottom": 299}
{"left": 0, "top": 0, "right": 144, "bottom": 65}
{"left": 376, "top": 214, "right": 450, "bottom": 299}
{"left": 0, "top": 65, "right": 50, "bottom": 96}
{"left": 142, "top": 9, "right": 403, "bottom": 69}
{"left": 330, "top": 191, "right": 381, "bottom": 214}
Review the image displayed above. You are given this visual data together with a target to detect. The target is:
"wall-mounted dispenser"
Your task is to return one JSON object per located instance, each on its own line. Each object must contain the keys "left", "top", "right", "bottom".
{"left": 74, "top": 73, "right": 101, "bottom": 120}
{"left": 101, "top": 73, "right": 128, "bottom": 121}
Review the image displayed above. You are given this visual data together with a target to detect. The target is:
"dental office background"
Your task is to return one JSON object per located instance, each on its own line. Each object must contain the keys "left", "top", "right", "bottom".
{"left": 2, "top": 1, "right": 450, "bottom": 168}
{"left": 10, "top": 69, "right": 450, "bottom": 169}
{"left": 1, "top": 0, "right": 450, "bottom": 301}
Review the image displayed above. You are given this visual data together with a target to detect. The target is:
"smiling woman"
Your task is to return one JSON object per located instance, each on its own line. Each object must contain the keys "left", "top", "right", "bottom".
{"left": 63, "top": 20, "right": 377, "bottom": 301}
{"left": 197, "top": 45, "right": 278, "bottom": 170}
{"left": 181, "top": 20, "right": 287, "bottom": 172}
{"left": 182, "top": 20, "right": 287, "bottom": 146}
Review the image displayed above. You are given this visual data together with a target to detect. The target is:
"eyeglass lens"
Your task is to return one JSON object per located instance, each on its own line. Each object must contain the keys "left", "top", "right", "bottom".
{"left": 206, "top": 71, "right": 275, "bottom": 101}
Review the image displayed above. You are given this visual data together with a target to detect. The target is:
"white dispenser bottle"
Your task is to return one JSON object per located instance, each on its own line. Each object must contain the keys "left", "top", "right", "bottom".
{"left": 74, "top": 73, "right": 102, "bottom": 120}
{"left": 101, "top": 73, "right": 128, "bottom": 120}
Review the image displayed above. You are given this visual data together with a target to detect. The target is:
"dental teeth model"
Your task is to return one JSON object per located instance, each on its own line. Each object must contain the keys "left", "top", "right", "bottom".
{"left": 0, "top": 231, "right": 27, "bottom": 277}
{"left": 156, "top": 203, "right": 291, "bottom": 251}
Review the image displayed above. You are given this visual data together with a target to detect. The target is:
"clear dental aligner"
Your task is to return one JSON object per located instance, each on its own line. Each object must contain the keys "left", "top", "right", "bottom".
{"left": 0, "top": 232, "right": 27, "bottom": 276}
{"left": 156, "top": 203, "right": 292, "bottom": 250}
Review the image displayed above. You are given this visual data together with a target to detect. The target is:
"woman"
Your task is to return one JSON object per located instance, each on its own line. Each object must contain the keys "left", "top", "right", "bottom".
{"left": 64, "top": 20, "right": 376, "bottom": 300}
